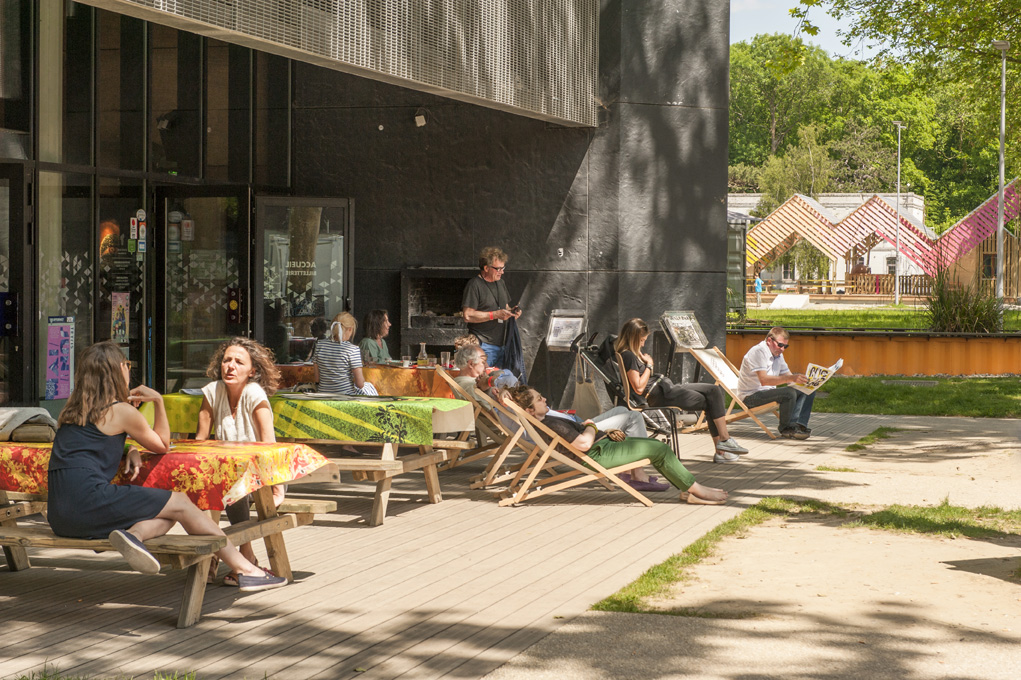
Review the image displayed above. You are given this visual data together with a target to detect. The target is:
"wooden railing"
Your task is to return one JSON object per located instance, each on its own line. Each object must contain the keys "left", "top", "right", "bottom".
{"left": 849, "top": 274, "right": 932, "bottom": 296}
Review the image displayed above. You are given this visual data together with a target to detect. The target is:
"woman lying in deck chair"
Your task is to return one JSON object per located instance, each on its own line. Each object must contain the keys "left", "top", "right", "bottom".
{"left": 504, "top": 385, "right": 728, "bottom": 505}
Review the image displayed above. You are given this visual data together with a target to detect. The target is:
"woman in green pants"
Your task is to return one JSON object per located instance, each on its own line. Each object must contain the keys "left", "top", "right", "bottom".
{"left": 504, "top": 386, "right": 728, "bottom": 505}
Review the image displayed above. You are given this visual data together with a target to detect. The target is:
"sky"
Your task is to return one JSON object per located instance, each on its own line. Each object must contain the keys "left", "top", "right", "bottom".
{"left": 730, "top": 0, "right": 876, "bottom": 60}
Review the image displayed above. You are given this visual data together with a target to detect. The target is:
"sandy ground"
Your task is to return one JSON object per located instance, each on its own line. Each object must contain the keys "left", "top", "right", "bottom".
{"left": 485, "top": 418, "right": 1021, "bottom": 680}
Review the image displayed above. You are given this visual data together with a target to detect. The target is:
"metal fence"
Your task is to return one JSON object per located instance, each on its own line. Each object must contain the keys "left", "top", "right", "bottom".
{"left": 746, "top": 275, "right": 934, "bottom": 297}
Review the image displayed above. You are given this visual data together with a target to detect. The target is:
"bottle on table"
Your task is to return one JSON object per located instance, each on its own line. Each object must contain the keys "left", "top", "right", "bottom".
{"left": 417, "top": 342, "right": 428, "bottom": 367}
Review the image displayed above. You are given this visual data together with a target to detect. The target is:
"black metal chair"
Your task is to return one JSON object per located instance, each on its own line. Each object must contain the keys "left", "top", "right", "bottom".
{"left": 569, "top": 332, "right": 681, "bottom": 453}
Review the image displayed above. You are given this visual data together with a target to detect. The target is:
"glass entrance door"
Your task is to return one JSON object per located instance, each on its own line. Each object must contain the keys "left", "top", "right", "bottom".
{"left": 0, "top": 164, "right": 30, "bottom": 404}
{"left": 254, "top": 197, "right": 353, "bottom": 363}
{"left": 154, "top": 187, "right": 251, "bottom": 392}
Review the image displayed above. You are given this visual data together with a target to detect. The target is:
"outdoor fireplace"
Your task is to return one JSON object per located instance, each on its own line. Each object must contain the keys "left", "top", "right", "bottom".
{"left": 399, "top": 267, "right": 474, "bottom": 355}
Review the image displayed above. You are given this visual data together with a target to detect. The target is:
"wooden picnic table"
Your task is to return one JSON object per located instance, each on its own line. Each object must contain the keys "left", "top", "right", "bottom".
{"left": 0, "top": 439, "right": 334, "bottom": 626}
{"left": 143, "top": 393, "right": 475, "bottom": 525}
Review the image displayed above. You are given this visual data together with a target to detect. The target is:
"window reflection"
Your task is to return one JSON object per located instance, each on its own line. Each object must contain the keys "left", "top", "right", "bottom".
{"left": 0, "top": 0, "right": 32, "bottom": 160}
{"left": 37, "top": 172, "right": 94, "bottom": 401}
{"left": 98, "top": 11, "right": 144, "bottom": 170}
{"left": 98, "top": 177, "right": 146, "bottom": 382}
{"left": 262, "top": 204, "right": 347, "bottom": 360}
{"left": 150, "top": 25, "right": 201, "bottom": 177}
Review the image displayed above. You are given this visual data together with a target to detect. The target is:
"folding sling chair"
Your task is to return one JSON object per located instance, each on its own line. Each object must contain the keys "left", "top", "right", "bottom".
{"left": 613, "top": 352, "right": 686, "bottom": 454}
{"left": 470, "top": 387, "right": 569, "bottom": 490}
{"left": 683, "top": 346, "right": 780, "bottom": 439}
{"left": 435, "top": 368, "right": 554, "bottom": 490}
{"left": 434, "top": 367, "right": 507, "bottom": 471}
{"left": 571, "top": 332, "right": 677, "bottom": 444}
{"left": 498, "top": 400, "right": 655, "bottom": 508}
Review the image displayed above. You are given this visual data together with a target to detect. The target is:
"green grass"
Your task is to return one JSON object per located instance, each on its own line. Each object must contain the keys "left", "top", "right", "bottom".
{"left": 816, "top": 376, "right": 1021, "bottom": 418}
{"left": 816, "top": 465, "right": 861, "bottom": 472}
{"left": 850, "top": 498, "right": 1021, "bottom": 539}
{"left": 738, "top": 307, "right": 1021, "bottom": 331}
{"left": 593, "top": 497, "right": 1021, "bottom": 615}
{"left": 845, "top": 426, "right": 903, "bottom": 451}
{"left": 590, "top": 498, "right": 846, "bottom": 614}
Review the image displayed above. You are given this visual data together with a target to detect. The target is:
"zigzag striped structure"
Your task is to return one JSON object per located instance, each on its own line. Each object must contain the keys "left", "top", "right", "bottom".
{"left": 745, "top": 179, "right": 1020, "bottom": 277}
{"left": 935, "top": 180, "right": 1021, "bottom": 269}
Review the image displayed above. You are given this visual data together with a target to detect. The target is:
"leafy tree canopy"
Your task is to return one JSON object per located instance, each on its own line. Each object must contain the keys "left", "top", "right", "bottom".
{"left": 730, "top": 25, "right": 1017, "bottom": 234}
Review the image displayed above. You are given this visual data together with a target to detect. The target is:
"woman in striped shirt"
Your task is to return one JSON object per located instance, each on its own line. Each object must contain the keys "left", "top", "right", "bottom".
{"left": 312, "top": 312, "right": 378, "bottom": 396}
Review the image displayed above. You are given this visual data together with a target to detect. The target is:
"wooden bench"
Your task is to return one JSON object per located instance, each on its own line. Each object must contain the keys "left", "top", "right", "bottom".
{"left": 0, "top": 490, "right": 336, "bottom": 627}
{"left": 289, "top": 439, "right": 473, "bottom": 526}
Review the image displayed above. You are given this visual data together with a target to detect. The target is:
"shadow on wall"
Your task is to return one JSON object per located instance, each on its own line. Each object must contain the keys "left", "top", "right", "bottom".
{"left": 290, "top": 0, "right": 731, "bottom": 383}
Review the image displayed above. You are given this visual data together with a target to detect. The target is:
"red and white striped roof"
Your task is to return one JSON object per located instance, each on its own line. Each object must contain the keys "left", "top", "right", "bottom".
{"left": 839, "top": 196, "right": 938, "bottom": 275}
{"left": 745, "top": 181, "right": 1019, "bottom": 275}
{"left": 745, "top": 194, "right": 840, "bottom": 267}
{"left": 935, "top": 179, "right": 1020, "bottom": 268}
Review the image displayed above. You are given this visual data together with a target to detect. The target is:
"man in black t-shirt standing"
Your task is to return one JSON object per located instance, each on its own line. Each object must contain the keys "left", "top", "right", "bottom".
{"left": 462, "top": 246, "right": 522, "bottom": 369}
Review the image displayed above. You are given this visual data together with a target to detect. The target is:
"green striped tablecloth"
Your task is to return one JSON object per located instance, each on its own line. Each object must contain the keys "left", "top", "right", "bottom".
{"left": 148, "top": 393, "right": 474, "bottom": 446}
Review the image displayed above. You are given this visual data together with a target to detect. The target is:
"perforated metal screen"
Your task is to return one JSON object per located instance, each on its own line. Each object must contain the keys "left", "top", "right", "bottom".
{"left": 82, "top": 0, "right": 599, "bottom": 127}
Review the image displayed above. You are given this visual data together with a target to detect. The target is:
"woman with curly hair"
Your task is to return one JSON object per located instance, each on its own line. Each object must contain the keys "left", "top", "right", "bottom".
{"left": 196, "top": 337, "right": 284, "bottom": 585}
{"left": 47, "top": 341, "right": 285, "bottom": 591}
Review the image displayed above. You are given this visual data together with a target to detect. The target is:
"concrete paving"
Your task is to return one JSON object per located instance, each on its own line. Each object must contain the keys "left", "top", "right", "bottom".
{"left": 484, "top": 414, "right": 1021, "bottom": 680}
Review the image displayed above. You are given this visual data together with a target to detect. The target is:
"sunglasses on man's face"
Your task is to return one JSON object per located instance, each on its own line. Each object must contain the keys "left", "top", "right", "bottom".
{"left": 770, "top": 338, "right": 789, "bottom": 349}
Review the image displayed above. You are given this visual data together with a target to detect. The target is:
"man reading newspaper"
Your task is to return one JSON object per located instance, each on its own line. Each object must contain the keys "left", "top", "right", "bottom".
{"left": 737, "top": 326, "right": 818, "bottom": 440}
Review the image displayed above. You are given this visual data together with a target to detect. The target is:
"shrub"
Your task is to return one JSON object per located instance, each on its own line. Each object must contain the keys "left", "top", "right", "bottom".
{"left": 924, "top": 270, "right": 1003, "bottom": 333}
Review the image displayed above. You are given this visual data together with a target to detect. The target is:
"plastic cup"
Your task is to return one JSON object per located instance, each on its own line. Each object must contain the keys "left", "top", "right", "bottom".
{"left": 401, "top": 356, "right": 411, "bottom": 368}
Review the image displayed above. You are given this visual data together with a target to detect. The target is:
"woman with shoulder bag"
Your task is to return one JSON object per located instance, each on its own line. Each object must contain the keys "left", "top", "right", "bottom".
{"left": 615, "top": 318, "right": 749, "bottom": 463}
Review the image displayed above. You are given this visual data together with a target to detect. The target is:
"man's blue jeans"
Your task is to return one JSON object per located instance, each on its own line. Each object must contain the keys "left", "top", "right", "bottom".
{"left": 743, "top": 387, "right": 815, "bottom": 431}
{"left": 480, "top": 342, "right": 505, "bottom": 369}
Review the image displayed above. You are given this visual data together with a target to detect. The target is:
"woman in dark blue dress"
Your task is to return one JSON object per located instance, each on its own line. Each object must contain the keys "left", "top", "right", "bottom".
{"left": 47, "top": 341, "right": 287, "bottom": 592}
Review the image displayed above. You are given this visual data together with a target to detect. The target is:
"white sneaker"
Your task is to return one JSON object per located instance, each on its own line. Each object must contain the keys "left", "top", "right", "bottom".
{"left": 716, "top": 438, "right": 748, "bottom": 454}
{"left": 713, "top": 450, "right": 741, "bottom": 463}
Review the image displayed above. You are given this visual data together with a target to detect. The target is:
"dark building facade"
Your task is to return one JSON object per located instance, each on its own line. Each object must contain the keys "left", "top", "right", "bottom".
{"left": 0, "top": 0, "right": 729, "bottom": 408}
{"left": 293, "top": 2, "right": 731, "bottom": 389}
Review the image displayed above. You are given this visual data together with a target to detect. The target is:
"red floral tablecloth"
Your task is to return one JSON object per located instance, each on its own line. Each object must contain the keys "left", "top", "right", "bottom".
{"left": 0, "top": 440, "right": 328, "bottom": 510}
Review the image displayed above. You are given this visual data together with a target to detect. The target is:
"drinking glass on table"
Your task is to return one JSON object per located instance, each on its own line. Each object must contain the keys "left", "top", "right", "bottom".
{"left": 440, "top": 351, "right": 451, "bottom": 368}
{"left": 427, "top": 355, "right": 437, "bottom": 367}
{"left": 401, "top": 355, "right": 411, "bottom": 368}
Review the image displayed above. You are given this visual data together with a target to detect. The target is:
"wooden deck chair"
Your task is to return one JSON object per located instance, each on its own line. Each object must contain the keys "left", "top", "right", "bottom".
{"left": 498, "top": 400, "right": 655, "bottom": 508}
{"left": 682, "top": 347, "right": 779, "bottom": 439}
{"left": 470, "top": 388, "right": 571, "bottom": 491}
{"left": 434, "top": 367, "right": 504, "bottom": 470}
{"left": 613, "top": 352, "right": 685, "bottom": 455}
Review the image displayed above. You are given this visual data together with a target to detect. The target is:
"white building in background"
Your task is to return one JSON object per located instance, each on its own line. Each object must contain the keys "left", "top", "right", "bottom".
{"left": 729, "top": 192, "right": 932, "bottom": 280}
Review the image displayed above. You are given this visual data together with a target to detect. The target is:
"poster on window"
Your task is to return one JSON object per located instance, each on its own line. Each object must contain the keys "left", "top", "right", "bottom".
{"left": 111, "top": 292, "right": 129, "bottom": 344}
{"left": 46, "top": 316, "right": 75, "bottom": 400}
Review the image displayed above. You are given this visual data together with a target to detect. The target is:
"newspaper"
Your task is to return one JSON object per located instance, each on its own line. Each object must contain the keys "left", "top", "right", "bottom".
{"left": 791, "top": 358, "right": 844, "bottom": 395}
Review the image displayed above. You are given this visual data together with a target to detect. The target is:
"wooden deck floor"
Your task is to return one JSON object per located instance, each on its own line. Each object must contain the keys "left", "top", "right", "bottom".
{"left": 0, "top": 413, "right": 881, "bottom": 680}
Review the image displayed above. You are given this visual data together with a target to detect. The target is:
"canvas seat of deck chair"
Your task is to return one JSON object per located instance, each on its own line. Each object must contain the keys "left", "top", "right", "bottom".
{"left": 683, "top": 346, "right": 780, "bottom": 439}
{"left": 497, "top": 399, "right": 655, "bottom": 508}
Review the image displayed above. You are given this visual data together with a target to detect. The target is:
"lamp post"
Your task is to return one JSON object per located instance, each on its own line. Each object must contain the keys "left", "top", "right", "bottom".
{"left": 993, "top": 40, "right": 1010, "bottom": 301}
{"left": 893, "top": 120, "right": 906, "bottom": 305}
